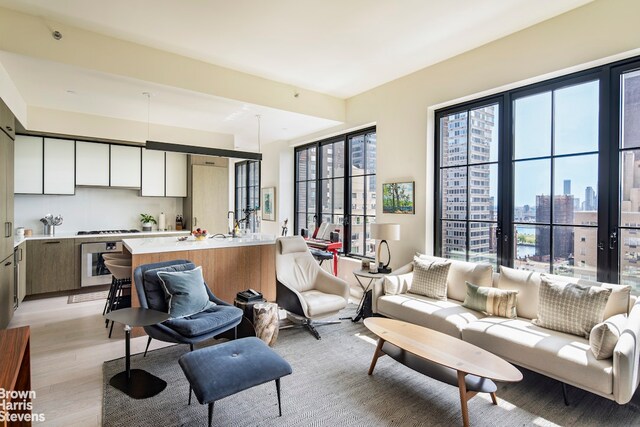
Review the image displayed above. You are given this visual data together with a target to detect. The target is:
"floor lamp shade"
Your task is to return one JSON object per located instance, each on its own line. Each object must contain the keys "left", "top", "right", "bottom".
{"left": 370, "top": 223, "right": 400, "bottom": 273}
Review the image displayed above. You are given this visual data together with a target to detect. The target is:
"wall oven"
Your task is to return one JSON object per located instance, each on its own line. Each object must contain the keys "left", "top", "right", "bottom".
{"left": 81, "top": 241, "right": 123, "bottom": 287}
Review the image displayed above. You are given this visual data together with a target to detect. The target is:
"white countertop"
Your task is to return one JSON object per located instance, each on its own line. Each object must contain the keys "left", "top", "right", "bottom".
{"left": 123, "top": 233, "right": 277, "bottom": 255}
{"left": 13, "top": 230, "right": 190, "bottom": 248}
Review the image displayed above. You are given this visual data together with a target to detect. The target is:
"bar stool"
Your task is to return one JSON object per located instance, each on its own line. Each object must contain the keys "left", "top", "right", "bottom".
{"left": 102, "top": 254, "right": 132, "bottom": 316}
{"left": 104, "top": 259, "right": 133, "bottom": 338}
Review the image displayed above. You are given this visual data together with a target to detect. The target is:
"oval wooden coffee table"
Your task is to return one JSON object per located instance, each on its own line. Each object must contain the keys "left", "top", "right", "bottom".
{"left": 364, "top": 317, "right": 522, "bottom": 427}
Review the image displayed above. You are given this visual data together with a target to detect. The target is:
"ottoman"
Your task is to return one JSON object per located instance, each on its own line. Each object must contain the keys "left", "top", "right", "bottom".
{"left": 178, "top": 337, "right": 293, "bottom": 426}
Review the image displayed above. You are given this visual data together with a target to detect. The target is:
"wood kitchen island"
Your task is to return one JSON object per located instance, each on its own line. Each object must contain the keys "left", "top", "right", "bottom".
{"left": 122, "top": 234, "right": 277, "bottom": 330}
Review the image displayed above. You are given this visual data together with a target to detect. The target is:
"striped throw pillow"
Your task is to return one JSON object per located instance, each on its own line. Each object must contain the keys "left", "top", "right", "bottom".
{"left": 462, "top": 282, "right": 518, "bottom": 318}
{"left": 411, "top": 256, "right": 450, "bottom": 300}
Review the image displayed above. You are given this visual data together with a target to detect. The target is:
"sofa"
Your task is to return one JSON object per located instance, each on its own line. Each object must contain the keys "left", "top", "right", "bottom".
{"left": 371, "top": 255, "right": 640, "bottom": 404}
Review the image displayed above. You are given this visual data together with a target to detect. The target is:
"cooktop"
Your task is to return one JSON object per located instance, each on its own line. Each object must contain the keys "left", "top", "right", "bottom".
{"left": 76, "top": 229, "right": 141, "bottom": 236}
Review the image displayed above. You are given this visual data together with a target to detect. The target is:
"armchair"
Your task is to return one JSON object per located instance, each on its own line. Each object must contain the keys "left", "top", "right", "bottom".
{"left": 133, "top": 260, "right": 243, "bottom": 355}
{"left": 275, "top": 236, "right": 349, "bottom": 339}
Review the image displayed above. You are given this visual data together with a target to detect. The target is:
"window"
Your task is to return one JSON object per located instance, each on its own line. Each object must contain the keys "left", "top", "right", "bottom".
{"left": 235, "top": 160, "right": 260, "bottom": 224}
{"left": 295, "top": 127, "right": 376, "bottom": 257}
{"left": 435, "top": 55, "right": 640, "bottom": 293}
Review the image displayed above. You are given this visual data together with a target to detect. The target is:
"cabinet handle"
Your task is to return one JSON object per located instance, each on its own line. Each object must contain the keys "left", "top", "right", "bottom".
{"left": 194, "top": 217, "right": 197, "bottom": 227}
{"left": 19, "top": 248, "right": 23, "bottom": 262}
{"left": 44, "top": 241, "right": 61, "bottom": 244}
{"left": 4, "top": 261, "right": 11, "bottom": 267}
{"left": 5, "top": 126, "right": 12, "bottom": 132}
{"left": 4, "top": 222, "right": 10, "bottom": 238}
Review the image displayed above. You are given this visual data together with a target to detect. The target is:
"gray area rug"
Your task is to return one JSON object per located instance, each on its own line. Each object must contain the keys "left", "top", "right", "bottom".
{"left": 103, "top": 309, "right": 640, "bottom": 426}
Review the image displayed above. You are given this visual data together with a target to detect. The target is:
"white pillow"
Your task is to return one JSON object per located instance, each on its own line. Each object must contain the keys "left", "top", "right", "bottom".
{"left": 589, "top": 314, "right": 627, "bottom": 360}
{"left": 415, "top": 253, "right": 492, "bottom": 302}
{"left": 383, "top": 272, "right": 413, "bottom": 295}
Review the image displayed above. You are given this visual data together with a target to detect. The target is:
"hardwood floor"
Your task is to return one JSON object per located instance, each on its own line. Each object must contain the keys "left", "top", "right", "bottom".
{"left": 8, "top": 296, "right": 173, "bottom": 426}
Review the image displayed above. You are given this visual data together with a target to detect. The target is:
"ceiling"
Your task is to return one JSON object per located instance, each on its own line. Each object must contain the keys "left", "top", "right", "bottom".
{"left": 0, "top": 0, "right": 592, "bottom": 148}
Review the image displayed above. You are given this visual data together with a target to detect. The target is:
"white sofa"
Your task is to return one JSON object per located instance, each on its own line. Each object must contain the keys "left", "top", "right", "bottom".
{"left": 371, "top": 255, "right": 640, "bottom": 404}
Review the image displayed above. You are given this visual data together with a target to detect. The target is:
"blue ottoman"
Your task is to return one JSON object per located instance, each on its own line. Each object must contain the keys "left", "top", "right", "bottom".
{"left": 178, "top": 337, "right": 292, "bottom": 426}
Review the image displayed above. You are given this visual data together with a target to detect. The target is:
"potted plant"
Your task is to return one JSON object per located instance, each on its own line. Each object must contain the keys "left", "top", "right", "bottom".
{"left": 140, "top": 213, "right": 157, "bottom": 231}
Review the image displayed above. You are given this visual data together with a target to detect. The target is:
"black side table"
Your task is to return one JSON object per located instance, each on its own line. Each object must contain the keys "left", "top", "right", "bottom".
{"left": 351, "top": 269, "right": 388, "bottom": 322}
{"left": 105, "top": 307, "right": 170, "bottom": 399}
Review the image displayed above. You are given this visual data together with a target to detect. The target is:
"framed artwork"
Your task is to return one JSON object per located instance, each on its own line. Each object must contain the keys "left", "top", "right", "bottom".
{"left": 382, "top": 181, "right": 415, "bottom": 214}
{"left": 262, "top": 187, "right": 276, "bottom": 221}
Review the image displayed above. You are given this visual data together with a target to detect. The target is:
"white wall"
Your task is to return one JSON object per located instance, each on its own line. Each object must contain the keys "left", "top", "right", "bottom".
{"left": 259, "top": 139, "right": 293, "bottom": 236}
{"left": 268, "top": 0, "right": 640, "bottom": 270}
{"left": 15, "top": 187, "right": 184, "bottom": 233}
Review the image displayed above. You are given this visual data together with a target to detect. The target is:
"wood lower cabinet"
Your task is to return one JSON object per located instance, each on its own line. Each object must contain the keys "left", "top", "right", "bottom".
{"left": 26, "top": 239, "right": 76, "bottom": 295}
{"left": 0, "top": 254, "right": 14, "bottom": 329}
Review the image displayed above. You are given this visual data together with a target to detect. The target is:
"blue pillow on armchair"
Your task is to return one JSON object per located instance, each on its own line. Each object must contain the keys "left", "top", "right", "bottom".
{"left": 157, "top": 266, "right": 216, "bottom": 318}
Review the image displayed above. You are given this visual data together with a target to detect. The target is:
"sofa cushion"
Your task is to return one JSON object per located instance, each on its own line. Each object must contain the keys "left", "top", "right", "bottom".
{"left": 462, "top": 317, "right": 613, "bottom": 395}
{"left": 142, "top": 262, "right": 197, "bottom": 312}
{"left": 377, "top": 292, "right": 486, "bottom": 338}
{"left": 411, "top": 257, "right": 450, "bottom": 300}
{"left": 157, "top": 266, "right": 216, "bottom": 319}
{"left": 417, "top": 254, "right": 493, "bottom": 302}
{"left": 497, "top": 266, "right": 540, "bottom": 320}
{"left": 462, "top": 282, "right": 518, "bottom": 319}
{"left": 589, "top": 314, "right": 627, "bottom": 360}
{"left": 164, "top": 304, "right": 243, "bottom": 338}
{"left": 383, "top": 272, "right": 413, "bottom": 295}
{"left": 533, "top": 277, "right": 611, "bottom": 338}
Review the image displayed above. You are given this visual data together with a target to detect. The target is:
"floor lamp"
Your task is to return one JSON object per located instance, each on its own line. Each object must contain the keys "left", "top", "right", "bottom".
{"left": 370, "top": 223, "right": 400, "bottom": 274}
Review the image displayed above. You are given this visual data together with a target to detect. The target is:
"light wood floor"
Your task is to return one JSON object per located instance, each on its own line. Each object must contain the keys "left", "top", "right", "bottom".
{"left": 8, "top": 296, "right": 173, "bottom": 427}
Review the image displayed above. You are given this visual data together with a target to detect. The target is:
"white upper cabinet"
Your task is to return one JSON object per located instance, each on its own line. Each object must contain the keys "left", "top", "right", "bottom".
{"left": 165, "top": 152, "right": 187, "bottom": 197}
{"left": 14, "top": 135, "right": 43, "bottom": 194}
{"left": 75, "top": 141, "right": 109, "bottom": 186}
{"left": 141, "top": 148, "right": 165, "bottom": 196}
{"left": 43, "top": 138, "right": 75, "bottom": 195}
{"left": 110, "top": 145, "right": 141, "bottom": 188}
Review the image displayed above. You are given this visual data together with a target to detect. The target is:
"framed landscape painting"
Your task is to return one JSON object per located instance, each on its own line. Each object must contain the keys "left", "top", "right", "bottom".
{"left": 262, "top": 187, "right": 276, "bottom": 221}
{"left": 382, "top": 181, "right": 415, "bottom": 214}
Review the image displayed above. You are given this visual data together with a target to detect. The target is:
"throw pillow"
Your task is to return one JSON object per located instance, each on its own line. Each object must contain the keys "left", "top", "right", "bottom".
{"left": 416, "top": 253, "right": 493, "bottom": 302}
{"left": 462, "top": 282, "right": 518, "bottom": 319}
{"left": 589, "top": 314, "right": 627, "bottom": 360}
{"left": 532, "top": 276, "right": 612, "bottom": 338}
{"left": 383, "top": 272, "right": 413, "bottom": 295}
{"left": 157, "top": 266, "right": 216, "bottom": 319}
{"left": 497, "top": 266, "right": 541, "bottom": 320}
{"left": 410, "top": 256, "right": 451, "bottom": 300}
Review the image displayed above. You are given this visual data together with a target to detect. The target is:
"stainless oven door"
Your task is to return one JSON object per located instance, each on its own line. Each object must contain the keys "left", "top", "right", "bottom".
{"left": 81, "top": 241, "right": 123, "bottom": 287}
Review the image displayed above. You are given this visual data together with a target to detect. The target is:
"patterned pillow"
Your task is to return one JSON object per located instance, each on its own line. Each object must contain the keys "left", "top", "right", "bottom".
{"left": 410, "top": 256, "right": 451, "bottom": 300}
{"left": 532, "top": 276, "right": 612, "bottom": 338}
{"left": 589, "top": 314, "right": 627, "bottom": 360}
{"left": 462, "top": 282, "right": 518, "bottom": 318}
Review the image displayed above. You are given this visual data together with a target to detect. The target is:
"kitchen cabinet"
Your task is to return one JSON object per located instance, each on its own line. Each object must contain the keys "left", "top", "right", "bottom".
{"left": 110, "top": 145, "right": 141, "bottom": 188}
{"left": 44, "top": 138, "right": 75, "bottom": 195}
{"left": 14, "top": 242, "right": 26, "bottom": 305}
{"left": 141, "top": 148, "right": 165, "bottom": 196}
{"left": 0, "top": 254, "right": 14, "bottom": 329}
{"left": 190, "top": 164, "right": 229, "bottom": 234}
{"left": 14, "top": 135, "right": 44, "bottom": 194}
{"left": 26, "top": 239, "right": 76, "bottom": 295}
{"left": 165, "top": 152, "right": 187, "bottom": 197}
{"left": 76, "top": 141, "right": 110, "bottom": 186}
{"left": 0, "top": 98, "right": 15, "bottom": 139}
{"left": 0, "top": 131, "right": 14, "bottom": 260}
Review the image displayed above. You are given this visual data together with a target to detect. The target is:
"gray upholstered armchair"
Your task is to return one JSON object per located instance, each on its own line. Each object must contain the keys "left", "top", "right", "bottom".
{"left": 275, "top": 236, "right": 350, "bottom": 339}
{"left": 133, "top": 260, "right": 243, "bottom": 355}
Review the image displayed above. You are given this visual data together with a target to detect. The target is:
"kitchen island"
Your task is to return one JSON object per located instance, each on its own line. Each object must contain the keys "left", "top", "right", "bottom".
{"left": 123, "top": 234, "right": 277, "bottom": 314}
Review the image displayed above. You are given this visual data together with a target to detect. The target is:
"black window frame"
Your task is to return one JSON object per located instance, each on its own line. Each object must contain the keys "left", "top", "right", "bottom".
{"left": 234, "top": 160, "right": 261, "bottom": 222}
{"left": 294, "top": 126, "right": 377, "bottom": 258}
{"left": 435, "top": 54, "right": 640, "bottom": 290}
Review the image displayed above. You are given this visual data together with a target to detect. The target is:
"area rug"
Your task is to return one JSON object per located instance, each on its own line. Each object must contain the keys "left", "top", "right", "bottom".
{"left": 67, "top": 290, "right": 109, "bottom": 304}
{"left": 103, "top": 311, "right": 640, "bottom": 426}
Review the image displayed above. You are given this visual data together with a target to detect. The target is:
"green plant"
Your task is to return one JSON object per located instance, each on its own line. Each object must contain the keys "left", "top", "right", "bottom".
{"left": 140, "top": 213, "right": 157, "bottom": 224}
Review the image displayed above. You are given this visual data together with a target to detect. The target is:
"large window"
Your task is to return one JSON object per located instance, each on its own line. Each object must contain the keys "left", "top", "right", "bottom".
{"left": 435, "top": 55, "right": 640, "bottom": 293}
{"left": 235, "top": 160, "right": 260, "bottom": 223}
{"left": 295, "top": 127, "right": 376, "bottom": 257}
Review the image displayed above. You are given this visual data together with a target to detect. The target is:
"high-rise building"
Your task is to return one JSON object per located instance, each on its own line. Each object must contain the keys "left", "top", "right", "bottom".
{"left": 441, "top": 107, "right": 496, "bottom": 261}
{"left": 564, "top": 179, "right": 571, "bottom": 196}
{"left": 536, "top": 194, "right": 575, "bottom": 258}
{"left": 584, "top": 186, "right": 597, "bottom": 211}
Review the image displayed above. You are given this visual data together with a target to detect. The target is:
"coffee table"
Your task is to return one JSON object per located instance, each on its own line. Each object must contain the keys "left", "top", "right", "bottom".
{"left": 364, "top": 318, "right": 522, "bottom": 427}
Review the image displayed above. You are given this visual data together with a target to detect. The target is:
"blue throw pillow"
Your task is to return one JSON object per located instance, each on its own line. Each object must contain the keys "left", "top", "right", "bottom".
{"left": 157, "top": 266, "right": 216, "bottom": 319}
